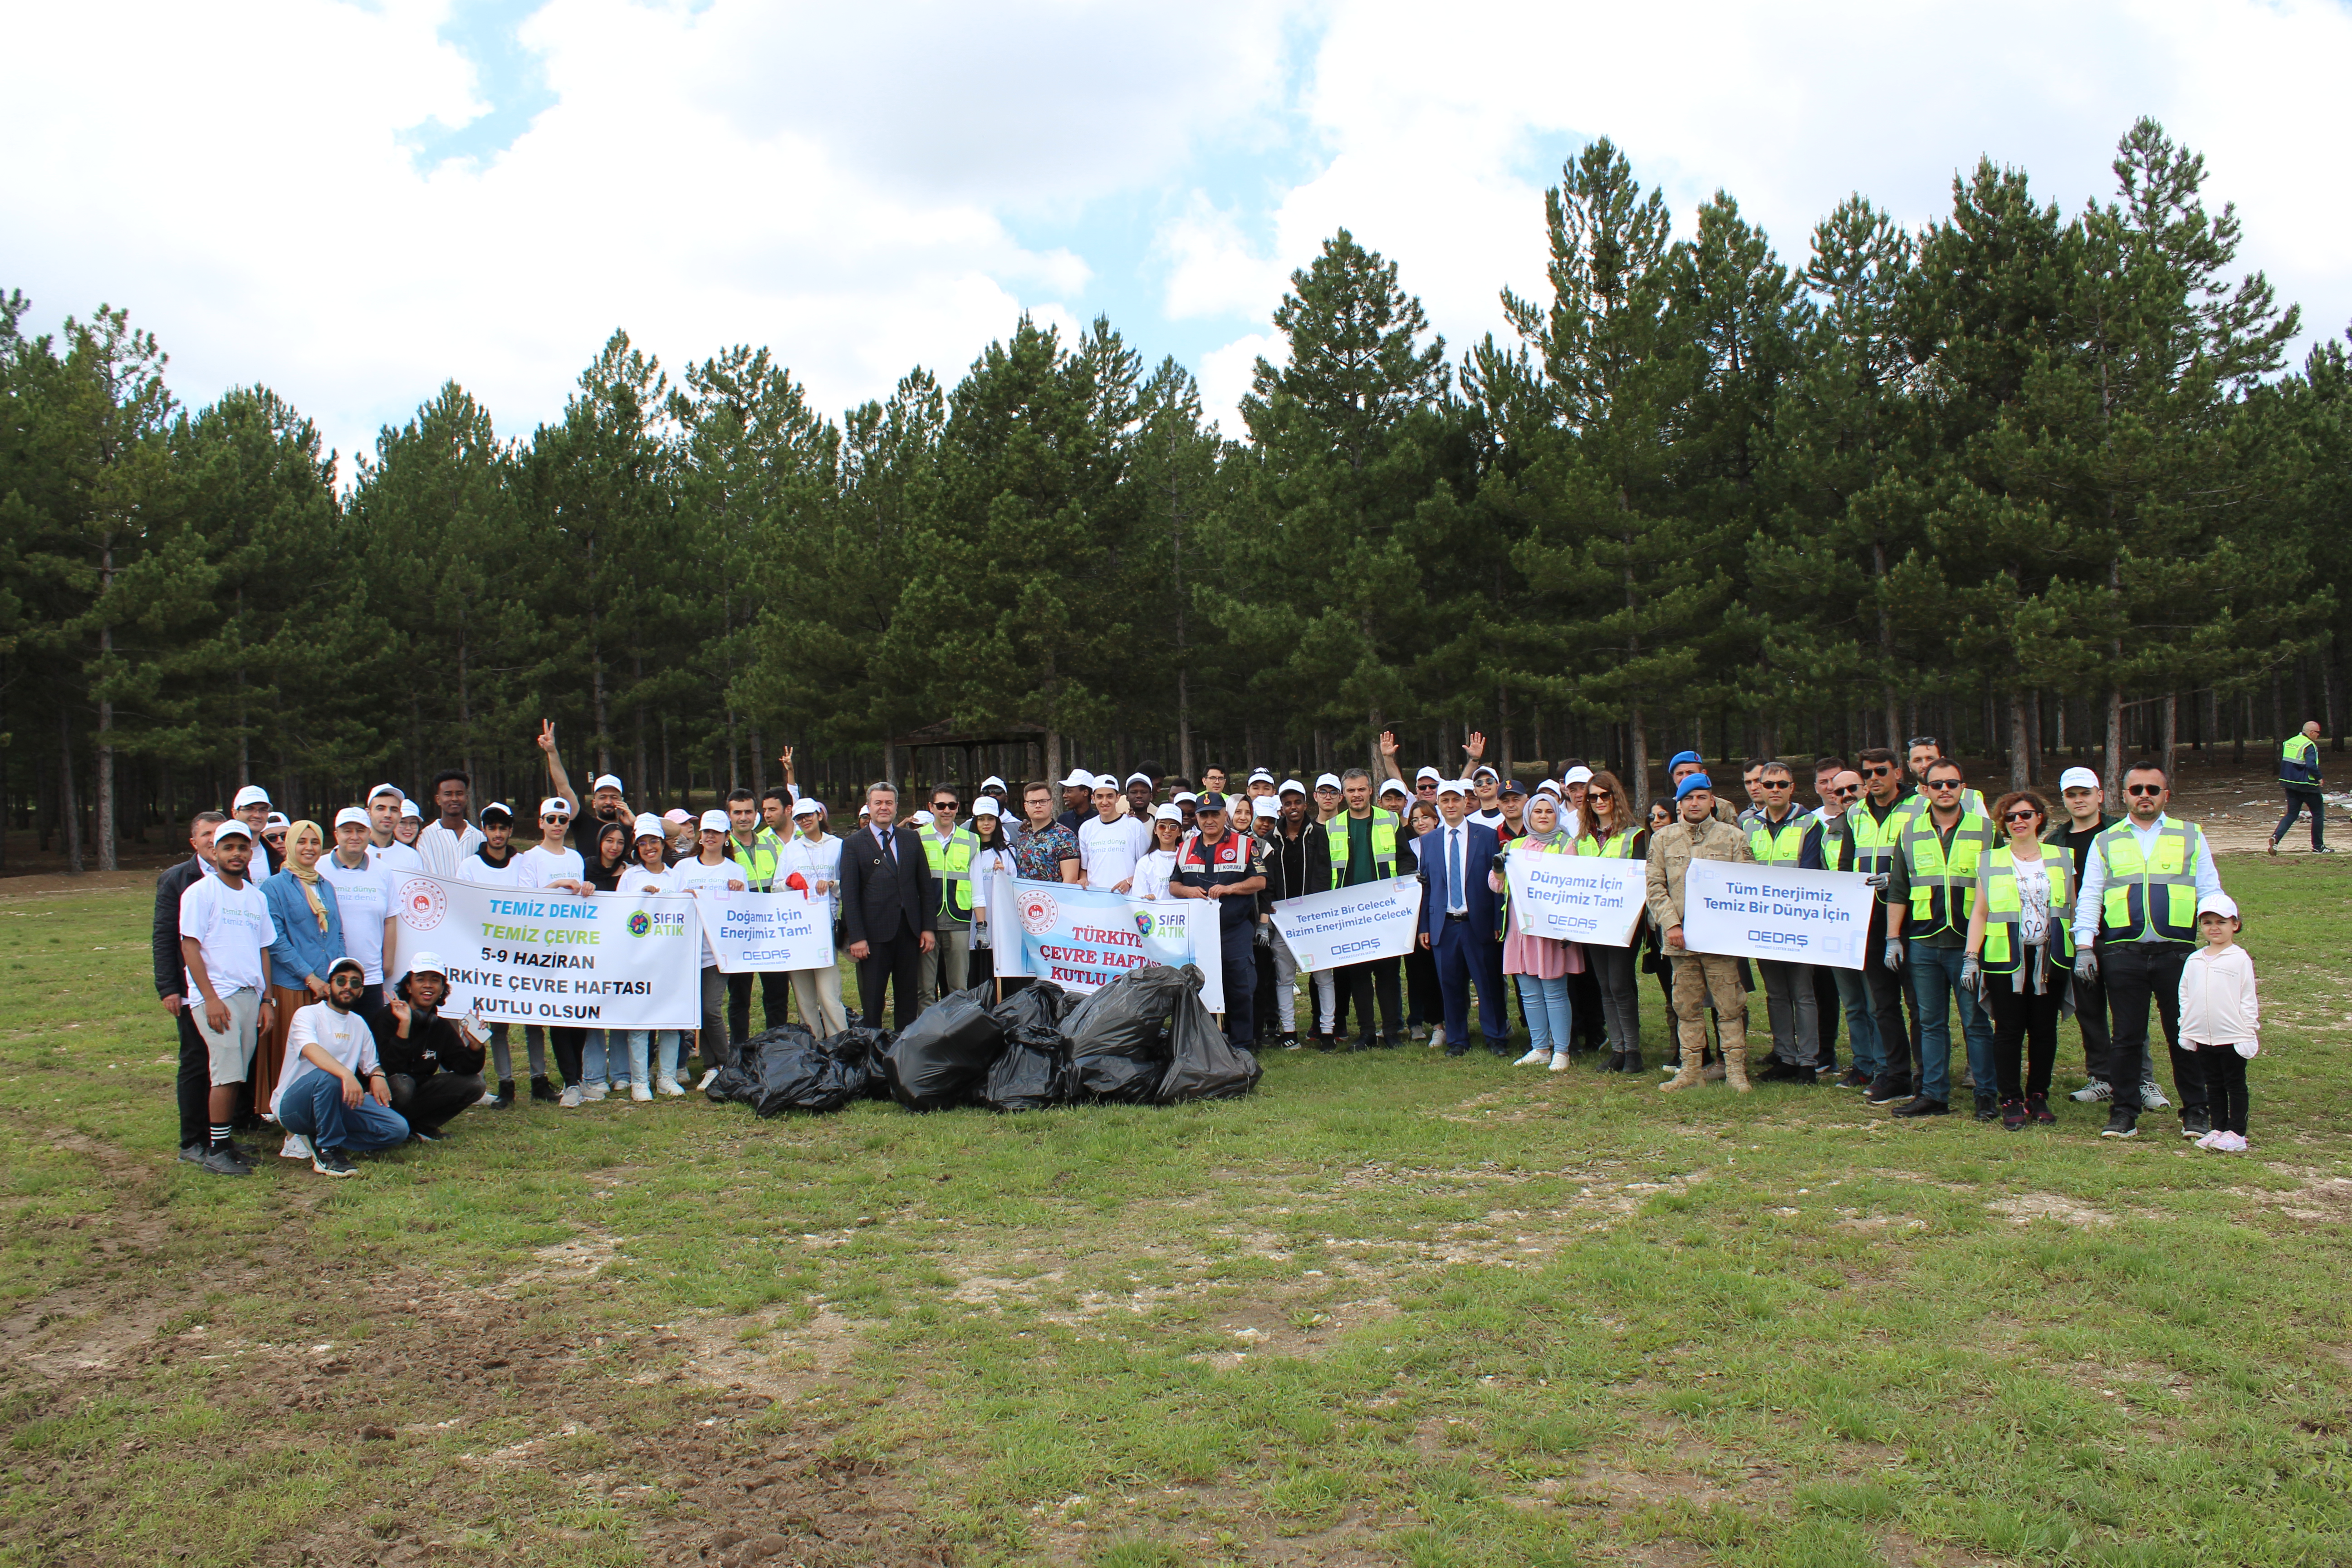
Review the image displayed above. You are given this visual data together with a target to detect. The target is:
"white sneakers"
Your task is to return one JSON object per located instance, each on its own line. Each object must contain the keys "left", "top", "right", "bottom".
{"left": 655, "top": 1077, "right": 685, "bottom": 1097}
{"left": 279, "top": 1133, "right": 313, "bottom": 1161}
{"left": 581, "top": 1081, "right": 610, "bottom": 1102}
{"left": 2071, "top": 1080, "right": 2112, "bottom": 1103}
{"left": 1548, "top": 1051, "right": 1571, "bottom": 1073}
{"left": 559, "top": 1085, "right": 583, "bottom": 1108}
{"left": 630, "top": 1083, "right": 652, "bottom": 1102}
{"left": 2195, "top": 1129, "right": 2249, "bottom": 1152}
{"left": 1427, "top": 1026, "right": 1447, "bottom": 1050}
{"left": 1514, "top": 1047, "right": 1551, "bottom": 1067}
{"left": 697, "top": 1069, "right": 718, "bottom": 1091}
{"left": 2139, "top": 1077, "right": 2170, "bottom": 1110}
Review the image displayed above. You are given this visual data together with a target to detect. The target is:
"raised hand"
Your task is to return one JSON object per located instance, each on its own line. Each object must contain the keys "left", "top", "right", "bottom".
{"left": 1378, "top": 731, "right": 1398, "bottom": 757}
{"left": 1463, "top": 730, "right": 1486, "bottom": 762}
{"left": 537, "top": 720, "right": 557, "bottom": 754}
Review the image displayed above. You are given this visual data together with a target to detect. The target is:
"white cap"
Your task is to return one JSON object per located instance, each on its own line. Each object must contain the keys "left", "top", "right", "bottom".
{"left": 1437, "top": 778, "right": 1470, "bottom": 798}
{"left": 213, "top": 818, "right": 254, "bottom": 841}
{"left": 408, "top": 951, "right": 446, "bottom": 977}
{"left": 1278, "top": 779, "right": 1307, "bottom": 797}
{"left": 398, "top": 798, "right": 422, "bottom": 819}
{"left": 1535, "top": 779, "right": 1563, "bottom": 797}
{"left": 911, "top": 810, "right": 934, "bottom": 827}
{"left": 1315, "top": 773, "right": 1342, "bottom": 792}
{"left": 698, "top": 809, "right": 729, "bottom": 832}
{"left": 793, "top": 797, "right": 825, "bottom": 818}
{"left": 368, "top": 782, "right": 402, "bottom": 802}
{"left": 1472, "top": 764, "right": 1500, "bottom": 782}
{"left": 1061, "top": 769, "right": 1094, "bottom": 788}
{"left": 232, "top": 784, "right": 271, "bottom": 809}
{"left": 1125, "top": 771, "right": 1152, "bottom": 787}
{"left": 1564, "top": 766, "right": 1594, "bottom": 784}
{"left": 1377, "top": 778, "right": 1409, "bottom": 798}
{"left": 971, "top": 796, "right": 1001, "bottom": 818}
{"left": 1153, "top": 803, "right": 1184, "bottom": 823}
{"left": 539, "top": 797, "right": 570, "bottom": 818}
{"left": 2197, "top": 892, "right": 2239, "bottom": 920}
{"left": 980, "top": 775, "right": 1006, "bottom": 791}
{"left": 1248, "top": 768, "right": 1274, "bottom": 784}
{"left": 333, "top": 806, "right": 370, "bottom": 829}
{"left": 591, "top": 774, "right": 624, "bottom": 793}
{"left": 1174, "top": 790, "right": 1199, "bottom": 805}
{"left": 632, "top": 813, "right": 666, "bottom": 839}
{"left": 264, "top": 811, "right": 290, "bottom": 829}
{"left": 1415, "top": 765, "right": 1442, "bottom": 784}
{"left": 1094, "top": 773, "right": 1120, "bottom": 791}
{"left": 2059, "top": 767, "right": 2102, "bottom": 793}
{"left": 479, "top": 801, "right": 514, "bottom": 822}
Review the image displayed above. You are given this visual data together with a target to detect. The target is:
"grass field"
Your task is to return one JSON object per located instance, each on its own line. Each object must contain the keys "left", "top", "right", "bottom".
{"left": 3, "top": 856, "right": 2349, "bottom": 1568}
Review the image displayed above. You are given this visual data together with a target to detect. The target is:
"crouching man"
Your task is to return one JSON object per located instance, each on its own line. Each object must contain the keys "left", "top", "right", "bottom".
{"left": 273, "top": 957, "right": 409, "bottom": 1177}
{"left": 376, "top": 951, "right": 489, "bottom": 1140}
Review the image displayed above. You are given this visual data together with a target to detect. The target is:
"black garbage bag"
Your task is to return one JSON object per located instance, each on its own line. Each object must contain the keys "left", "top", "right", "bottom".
{"left": 1063, "top": 964, "right": 1193, "bottom": 1102}
{"left": 978, "top": 1037, "right": 1068, "bottom": 1112}
{"left": 1158, "top": 992, "right": 1262, "bottom": 1103}
{"left": 990, "top": 981, "right": 1068, "bottom": 1047}
{"left": 882, "top": 992, "right": 1005, "bottom": 1111}
{"left": 709, "top": 1022, "right": 803, "bottom": 1104}
{"left": 819, "top": 1025, "right": 892, "bottom": 1101}
{"left": 753, "top": 1039, "right": 860, "bottom": 1116}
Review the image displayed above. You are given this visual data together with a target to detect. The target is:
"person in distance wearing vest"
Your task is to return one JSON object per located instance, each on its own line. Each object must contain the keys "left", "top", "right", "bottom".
{"left": 2071, "top": 762, "right": 2225, "bottom": 1141}
{"left": 1647, "top": 772, "right": 1754, "bottom": 1092}
{"left": 1801, "top": 769, "right": 1884, "bottom": 1091}
{"left": 724, "top": 788, "right": 791, "bottom": 1042}
{"left": 917, "top": 784, "right": 980, "bottom": 1009}
{"left": 1850, "top": 747, "right": 1925, "bottom": 1106}
{"left": 1169, "top": 794, "right": 1266, "bottom": 1049}
{"left": 1882, "top": 757, "right": 1997, "bottom": 1119}
{"left": 2269, "top": 719, "right": 2332, "bottom": 855}
{"left": 1740, "top": 760, "right": 1820, "bottom": 1083}
{"left": 1315, "top": 768, "right": 1407, "bottom": 1050}
{"left": 1960, "top": 789, "right": 2073, "bottom": 1131}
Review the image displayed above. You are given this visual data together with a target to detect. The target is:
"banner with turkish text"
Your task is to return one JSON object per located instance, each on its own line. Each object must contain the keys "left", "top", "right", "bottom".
{"left": 1503, "top": 852, "right": 1647, "bottom": 946}
{"left": 988, "top": 872, "right": 1222, "bottom": 1012}
{"left": 1680, "top": 859, "right": 1873, "bottom": 970}
{"left": 701, "top": 888, "right": 836, "bottom": 975}
{"left": 389, "top": 872, "right": 702, "bottom": 1028}
{"left": 1268, "top": 879, "right": 1424, "bottom": 968}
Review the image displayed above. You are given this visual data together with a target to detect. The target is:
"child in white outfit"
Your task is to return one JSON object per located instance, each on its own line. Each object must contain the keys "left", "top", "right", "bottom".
{"left": 2179, "top": 892, "right": 2259, "bottom": 1151}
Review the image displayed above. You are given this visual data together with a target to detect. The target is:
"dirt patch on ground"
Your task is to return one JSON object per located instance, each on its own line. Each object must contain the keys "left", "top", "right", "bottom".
{"left": 1985, "top": 1193, "right": 2114, "bottom": 1227}
{"left": 2271, "top": 1176, "right": 2352, "bottom": 1222}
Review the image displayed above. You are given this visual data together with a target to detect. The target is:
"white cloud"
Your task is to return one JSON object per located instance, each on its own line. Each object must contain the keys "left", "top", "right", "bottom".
{"left": 1196, "top": 331, "right": 1281, "bottom": 435}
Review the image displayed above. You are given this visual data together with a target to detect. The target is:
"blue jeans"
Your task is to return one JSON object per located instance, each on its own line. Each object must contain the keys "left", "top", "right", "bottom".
{"left": 1907, "top": 941, "right": 1994, "bottom": 1105}
{"left": 627, "top": 1029, "right": 682, "bottom": 1083}
{"left": 581, "top": 1029, "right": 610, "bottom": 1086}
{"left": 1515, "top": 972, "right": 1572, "bottom": 1054}
{"left": 1832, "top": 965, "right": 1884, "bottom": 1078}
{"left": 277, "top": 1068, "right": 410, "bottom": 1154}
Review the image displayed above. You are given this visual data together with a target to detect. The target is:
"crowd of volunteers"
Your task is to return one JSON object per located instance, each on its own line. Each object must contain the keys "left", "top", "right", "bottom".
{"left": 156, "top": 720, "right": 2276, "bottom": 1179}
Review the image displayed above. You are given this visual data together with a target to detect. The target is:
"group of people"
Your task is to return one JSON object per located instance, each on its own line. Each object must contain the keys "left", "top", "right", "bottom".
{"left": 154, "top": 721, "right": 2274, "bottom": 1180}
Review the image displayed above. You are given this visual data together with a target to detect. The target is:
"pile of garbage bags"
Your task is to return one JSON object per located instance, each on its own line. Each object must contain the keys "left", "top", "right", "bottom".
{"left": 706, "top": 964, "right": 1260, "bottom": 1117}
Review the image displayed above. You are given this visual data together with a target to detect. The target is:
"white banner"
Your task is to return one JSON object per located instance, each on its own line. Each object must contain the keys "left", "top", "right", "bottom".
{"left": 390, "top": 872, "right": 703, "bottom": 1029}
{"left": 1503, "top": 852, "right": 1647, "bottom": 946}
{"left": 701, "top": 889, "right": 836, "bottom": 975}
{"left": 1269, "top": 879, "right": 1424, "bottom": 969}
{"left": 1681, "top": 859, "right": 1873, "bottom": 970}
{"left": 989, "top": 873, "right": 1223, "bottom": 1013}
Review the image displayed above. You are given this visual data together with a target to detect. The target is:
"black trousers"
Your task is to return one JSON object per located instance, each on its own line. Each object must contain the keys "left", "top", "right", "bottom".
{"left": 2275, "top": 785, "right": 2326, "bottom": 848}
{"left": 2101, "top": 940, "right": 2201, "bottom": 1119}
{"left": 1985, "top": 977, "right": 2062, "bottom": 1100}
{"left": 1812, "top": 965, "right": 1842, "bottom": 1071}
{"left": 175, "top": 1004, "right": 210, "bottom": 1149}
{"left": 1253, "top": 938, "right": 1279, "bottom": 1039}
{"left": 2193, "top": 1045, "right": 2249, "bottom": 1134}
{"left": 858, "top": 928, "right": 925, "bottom": 1031}
{"left": 1567, "top": 965, "right": 1605, "bottom": 1050}
{"left": 388, "top": 1072, "right": 485, "bottom": 1135}
{"left": 550, "top": 1027, "right": 587, "bottom": 1086}
{"left": 727, "top": 970, "right": 793, "bottom": 1043}
{"left": 2071, "top": 966, "right": 2112, "bottom": 1082}
{"left": 1343, "top": 956, "right": 1403, "bottom": 1043}
{"left": 1404, "top": 945, "right": 1440, "bottom": 1028}
{"left": 1861, "top": 906, "right": 1917, "bottom": 1089}
{"left": 1217, "top": 920, "right": 1258, "bottom": 1048}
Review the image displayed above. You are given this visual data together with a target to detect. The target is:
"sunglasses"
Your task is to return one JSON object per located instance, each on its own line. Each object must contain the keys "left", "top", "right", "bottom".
{"left": 2002, "top": 809, "right": 2041, "bottom": 823}
{"left": 1861, "top": 764, "right": 1892, "bottom": 776}
{"left": 2126, "top": 784, "right": 2165, "bottom": 797}
{"left": 329, "top": 972, "right": 364, "bottom": 985}
{"left": 933, "top": 802, "right": 959, "bottom": 813}
{"left": 1757, "top": 780, "right": 1791, "bottom": 788}
{"left": 1927, "top": 780, "right": 1962, "bottom": 790}
{"left": 1587, "top": 788, "right": 1613, "bottom": 800}
{"left": 1833, "top": 784, "right": 1861, "bottom": 797}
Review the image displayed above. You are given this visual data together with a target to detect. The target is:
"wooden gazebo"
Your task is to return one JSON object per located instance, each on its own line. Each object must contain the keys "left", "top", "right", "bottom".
{"left": 884, "top": 720, "right": 1050, "bottom": 789}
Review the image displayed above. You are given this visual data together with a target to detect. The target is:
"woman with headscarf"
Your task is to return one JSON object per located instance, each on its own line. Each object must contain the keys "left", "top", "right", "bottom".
{"left": 1489, "top": 792, "right": 1583, "bottom": 1069}
{"left": 260, "top": 819, "right": 345, "bottom": 1127}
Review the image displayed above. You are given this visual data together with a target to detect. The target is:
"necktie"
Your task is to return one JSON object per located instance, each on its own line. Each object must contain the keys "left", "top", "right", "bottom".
{"left": 881, "top": 827, "right": 896, "bottom": 865}
{"left": 1449, "top": 828, "right": 1464, "bottom": 915}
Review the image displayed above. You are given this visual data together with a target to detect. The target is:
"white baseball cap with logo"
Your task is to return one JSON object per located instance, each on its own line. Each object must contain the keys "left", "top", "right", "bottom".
{"left": 539, "top": 797, "right": 571, "bottom": 818}
{"left": 2059, "top": 767, "right": 2102, "bottom": 793}
{"left": 232, "top": 784, "right": 271, "bottom": 810}
{"left": 632, "top": 812, "right": 666, "bottom": 839}
{"left": 698, "top": 809, "right": 729, "bottom": 832}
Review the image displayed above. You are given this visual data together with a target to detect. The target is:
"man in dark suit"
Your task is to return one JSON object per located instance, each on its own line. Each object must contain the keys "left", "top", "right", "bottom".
{"left": 836, "top": 782, "right": 937, "bottom": 1030}
{"left": 1416, "top": 779, "right": 1509, "bottom": 1057}
{"left": 154, "top": 812, "right": 228, "bottom": 1161}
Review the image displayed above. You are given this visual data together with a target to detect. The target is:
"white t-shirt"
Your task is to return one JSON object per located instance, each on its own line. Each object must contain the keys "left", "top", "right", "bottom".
{"left": 615, "top": 862, "right": 668, "bottom": 895}
{"left": 1078, "top": 813, "right": 1152, "bottom": 892}
{"left": 1471, "top": 808, "right": 1505, "bottom": 831}
{"left": 514, "top": 844, "right": 586, "bottom": 891}
{"left": 779, "top": 833, "right": 844, "bottom": 926}
{"left": 179, "top": 874, "right": 278, "bottom": 998}
{"left": 1132, "top": 847, "right": 1180, "bottom": 901}
{"left": 416, "top": 820, "right": 485, "bottom": 878}
{"left": 319, "top": 853, "right": 397, "bottom": 984}
{"left": 370, "top": 838, "right": 426, "bottom": 875}
{"left": 272, "top": 1001, "right": 378, "bottom": 1116}
{"left": 463, "top": 848, "right": 525, "bottom": 890}
{"left": 671, "top": 855, "right": 744, "bottom": 965}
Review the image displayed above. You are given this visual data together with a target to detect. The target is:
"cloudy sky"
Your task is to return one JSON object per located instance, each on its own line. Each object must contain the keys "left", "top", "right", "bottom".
{"left": 8, "top": 0, "right": 2349, "bottom": 475}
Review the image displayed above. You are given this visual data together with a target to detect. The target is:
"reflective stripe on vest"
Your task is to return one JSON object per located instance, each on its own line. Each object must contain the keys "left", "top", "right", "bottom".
{"left": 921, "top": 827, "right": 979, "bottom": 918}
{"left": 1848, "top": 801, "right": 1913, "bottom": 877}
{"left": 730, "top": 828, "right": 783, "bottom": 891}
{"left": 2096, "top": 821, "right": 2200, "bottom": 943}
{"left": 1979, "top": 845, "right": 2075, "bottom": 973}
{"left": 1578, "top": 828, "right": 1640, "bottom": 859}
{"left": 1901, "top": 809, "right": 1990, "bottom": 936}
{"left": 1323, "top": 809, "right": 1400, "bottom": 888}
{"left": 2281, "top": 734, "right": 2318, "bottom": 784}
{"left": 1744, "top": 809, "right": 1809, "bottom": 866}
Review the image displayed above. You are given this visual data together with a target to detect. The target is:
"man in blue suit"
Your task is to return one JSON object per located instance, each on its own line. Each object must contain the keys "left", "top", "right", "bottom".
{"left": 1416, "top": 778, "right": 1509, "bottom": 1057}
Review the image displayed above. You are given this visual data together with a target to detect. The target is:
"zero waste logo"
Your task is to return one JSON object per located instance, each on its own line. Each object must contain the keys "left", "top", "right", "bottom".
{"left": 627, "top": 911, "right": 651, "bottom": 937}
{"left": 1133, "top": 909, "right": 1155, "bottom": 939}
